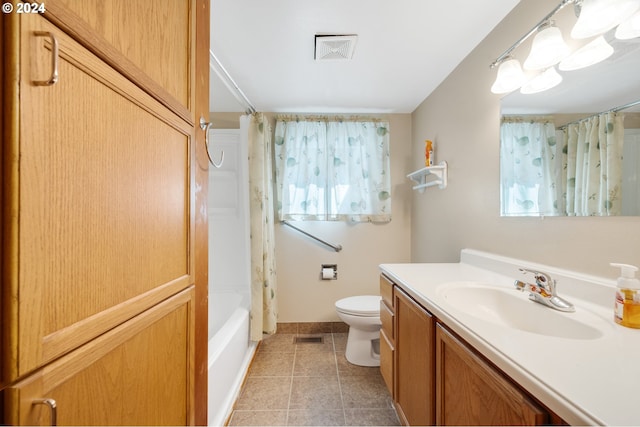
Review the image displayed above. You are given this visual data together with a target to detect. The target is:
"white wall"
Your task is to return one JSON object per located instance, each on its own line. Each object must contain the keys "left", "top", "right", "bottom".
{"left": 210, "top": 113, "right": 413, "bottom": 322}
{"left": 275, "top": 114, "right": 413, "bottom": 322}
{"left": 411, "top": 0, "right": 640, "bottom": 276}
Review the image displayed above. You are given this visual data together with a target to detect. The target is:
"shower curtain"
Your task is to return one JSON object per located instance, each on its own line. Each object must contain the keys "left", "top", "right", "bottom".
{"left": 243, "top": 113, "right": 278, "bottom": 340}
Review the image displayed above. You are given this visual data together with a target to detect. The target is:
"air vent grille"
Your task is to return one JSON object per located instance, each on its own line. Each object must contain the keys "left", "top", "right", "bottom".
{"left": 293, "top": 335, "right": 324, "bottom": 344}
{"left": 315, "top": 35, "right": 358, "bottom": 61}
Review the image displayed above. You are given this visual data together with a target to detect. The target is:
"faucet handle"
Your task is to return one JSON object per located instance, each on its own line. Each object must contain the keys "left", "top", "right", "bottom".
{"left": 518, "top": 268, "right": 554, "bottom": 292}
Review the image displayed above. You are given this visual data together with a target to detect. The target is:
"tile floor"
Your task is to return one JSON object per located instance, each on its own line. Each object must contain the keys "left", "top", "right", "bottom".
{"left": 227, "top": 330, "right": 400, "bottom": 426}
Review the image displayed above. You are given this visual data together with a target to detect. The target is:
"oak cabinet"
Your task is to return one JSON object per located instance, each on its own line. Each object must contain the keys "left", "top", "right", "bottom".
{"left": 381, "top": 275, "right": 566, "bottom": 426}
{"left": 379, "top": 275, "right": 395, "bottom": 395}
{"left": 6, "top": 12, "right": 193, "bottom": 379}
{"left": 435, "top": 324, "right": 548, "bottom": 426}
{"left": 4, "top": 289, "right": 194, "bottom": 426}
{"left": 2, "top": 1, "right": 207, "bottom": 424}
{"left": 394, "top": 286, "right": 435, "bottom": 426}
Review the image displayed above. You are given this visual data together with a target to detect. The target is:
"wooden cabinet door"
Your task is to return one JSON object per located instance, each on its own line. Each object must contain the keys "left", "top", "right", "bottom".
{"left": 4, "top": 288, "right": 194, "bottom": 426}
{"left": 46, "top": 0, "right": 195, "bottom": 114}
{"left": 3, "top": 12, "right": 194, "bottom": 380}
{"left": 394, "top": 287, "right": 435, "bottom": 426}
{"left": 435, "top": 324, "right": 548, "bottom": 426}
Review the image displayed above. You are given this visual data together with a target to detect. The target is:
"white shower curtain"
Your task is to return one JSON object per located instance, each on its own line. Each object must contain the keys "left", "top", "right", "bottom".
{"left": 243, "top": 113, "right": 278, "bottom": 340}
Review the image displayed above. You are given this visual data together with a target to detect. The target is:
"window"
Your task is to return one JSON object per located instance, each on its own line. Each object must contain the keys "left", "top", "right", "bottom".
{"left": 274, "top": 117, "right": 391, "bottom": 222}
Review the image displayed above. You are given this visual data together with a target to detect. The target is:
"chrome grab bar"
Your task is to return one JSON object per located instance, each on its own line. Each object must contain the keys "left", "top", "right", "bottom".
{"left": 282, "top": 221, "right": 342, "bottom": 252}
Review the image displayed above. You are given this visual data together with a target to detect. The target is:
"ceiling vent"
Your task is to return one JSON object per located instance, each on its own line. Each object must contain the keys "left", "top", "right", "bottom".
{"left": 314, "top": 35, "right": 358, "bottom": 61}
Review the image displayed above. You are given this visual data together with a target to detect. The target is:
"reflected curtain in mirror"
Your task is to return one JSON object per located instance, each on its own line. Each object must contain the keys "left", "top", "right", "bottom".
{"left": 562, "top": 112, "right": 624, "bottom": 216}
{"left": 500, "top": 117, "right": 559, "bottom": 216}
{"left": 501, "top": 112, "right": 625, "bottom": 216}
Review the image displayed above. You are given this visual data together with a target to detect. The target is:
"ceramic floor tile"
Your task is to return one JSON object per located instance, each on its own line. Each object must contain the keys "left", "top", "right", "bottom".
{"left": 228, "top": 331, "right": 398, "bottom": 426}
{"left": 228, "top": 410, "right": 288, "bottom": 426}
{"left": 289, "top": 376, "right": 343, "bottom": 410}
{"left": 286, "top": 409, "right": 346, "bottom": 426}
{"left": 258, "top": 333, "right": 297, "bottom": 353}
{"left": 233, "top": 377, "right": 292, "bottom": 410}
{"left": 339, "top": 375, "right": 394, "bottom": 409}
{"left": 332, "top": 333, "right": 348, "bottom": 352}
{"left": 336, "top": 352, "right": 380, "bottom": 376}
{"left": 249, "top": 351, "right": 295, "bottom": 377}
{"left": 344, "top": 408, "right": 401, "bottom": 426}
{"left": 293, "top": 351, "right": 338, "bottom": 377}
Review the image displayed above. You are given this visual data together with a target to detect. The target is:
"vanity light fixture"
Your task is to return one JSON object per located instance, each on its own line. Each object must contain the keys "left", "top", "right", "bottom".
{"left": 615, "top": 9, "right": 640, "bottom": 39}
{"left": 489, "top": 0, "right": 639, "bottom": 95}
{"left": 523, "top": 21, "right": 570, "bottom": 70}
{"left": 520, "top": 66, "right": 563, "bottom": 94}
{"left": 558, "top": 35, "right": 614, "bottom": 70}
{"left": 571, "top": 0, "right": 640, "bottom": 39}
{"left": 490, "top": 57, "right": 527, "bottom": 94}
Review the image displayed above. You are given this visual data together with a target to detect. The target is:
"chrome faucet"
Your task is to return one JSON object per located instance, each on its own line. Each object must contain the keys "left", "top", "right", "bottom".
{"left": 514, "top": 268, "right": 575, "bottom": 312}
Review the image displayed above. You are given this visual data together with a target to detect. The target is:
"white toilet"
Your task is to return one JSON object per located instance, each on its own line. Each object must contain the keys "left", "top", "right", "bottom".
{"left": 335, "top": 295, "right": 382, "bottom": 367}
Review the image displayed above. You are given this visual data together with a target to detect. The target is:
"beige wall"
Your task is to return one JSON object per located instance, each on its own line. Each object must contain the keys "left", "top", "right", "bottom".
{"left": 410, "top": 0, "right": 640, "bottom": 276}
{"left": 210, "top": 112, "right": 413, "bottom": 322}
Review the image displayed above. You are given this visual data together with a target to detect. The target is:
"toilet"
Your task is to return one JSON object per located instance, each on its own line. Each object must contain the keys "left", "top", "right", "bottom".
{"left": 335, "top": 295, "right": 382, "bottom": 367}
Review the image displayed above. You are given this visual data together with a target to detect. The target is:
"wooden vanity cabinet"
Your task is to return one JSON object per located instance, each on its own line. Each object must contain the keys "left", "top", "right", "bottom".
{"left": 394, "top": 286, "right": 435, "bottom": 426}
{"left": 380, "top": 274, "right": 567, "bottom": 426}
{"left": 379, "top": 275, "right": 395, "bottom": 395}
{"left": 435, "top": 324, "right": 549, "bottom": 426}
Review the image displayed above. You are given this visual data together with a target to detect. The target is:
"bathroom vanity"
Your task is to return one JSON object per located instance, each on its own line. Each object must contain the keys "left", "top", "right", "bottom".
{"left": 380, "top": 249, "right": 639, "bottom": 426}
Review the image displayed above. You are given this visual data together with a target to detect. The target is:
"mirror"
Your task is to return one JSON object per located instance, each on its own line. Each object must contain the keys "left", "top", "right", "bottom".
{"left": 500, "top": 30, "right": 640, "bottom": 217}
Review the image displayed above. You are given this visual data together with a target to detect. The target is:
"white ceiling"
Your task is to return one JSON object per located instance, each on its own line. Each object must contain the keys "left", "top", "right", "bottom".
{"left": 209, "top": 0, "right": 521, "bottom": 114}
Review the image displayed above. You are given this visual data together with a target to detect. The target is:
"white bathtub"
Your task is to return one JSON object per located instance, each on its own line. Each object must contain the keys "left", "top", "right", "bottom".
{"left": 208, "top": 291, "right": 256, "bottom": 426}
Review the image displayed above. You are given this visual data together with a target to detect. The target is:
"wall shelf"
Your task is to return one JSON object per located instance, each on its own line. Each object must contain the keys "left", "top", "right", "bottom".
{"left": 407, "top": 161, "right": 448, "bottom": 192}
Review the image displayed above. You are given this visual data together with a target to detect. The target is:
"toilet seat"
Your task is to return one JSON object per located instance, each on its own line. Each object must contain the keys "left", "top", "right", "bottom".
{"left": 335, "top": 295, "right": 381, "bottom": 317}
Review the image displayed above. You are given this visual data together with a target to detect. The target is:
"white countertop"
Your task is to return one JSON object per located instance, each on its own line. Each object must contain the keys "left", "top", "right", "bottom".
{"left": 380, "top": 249, "right": 640, "bottom": 426}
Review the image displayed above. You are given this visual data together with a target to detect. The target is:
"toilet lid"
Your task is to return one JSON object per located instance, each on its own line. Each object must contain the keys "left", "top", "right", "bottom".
{"left": 335, "top": 295, "right": 381, "bottom": 316}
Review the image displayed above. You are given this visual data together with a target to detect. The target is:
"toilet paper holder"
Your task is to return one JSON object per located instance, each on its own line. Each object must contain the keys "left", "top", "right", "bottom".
{"left": 321, "top": 264, "right": 337, "bottom": 280}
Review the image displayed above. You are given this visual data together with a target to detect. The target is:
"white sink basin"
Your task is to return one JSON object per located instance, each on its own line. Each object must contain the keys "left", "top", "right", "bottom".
{"left": 437, "top": 281, "right": 604, "bottom": 340}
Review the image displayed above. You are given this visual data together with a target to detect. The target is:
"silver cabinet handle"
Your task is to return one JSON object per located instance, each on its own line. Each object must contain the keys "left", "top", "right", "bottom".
{"left": 33, "top": 398, "right": 57, "bottom": 426}
{"left": 199, "top": 117, "right": 224, "bottom": 168}
{"left": 33, "top": 31, "right": 59, "bottom": 86}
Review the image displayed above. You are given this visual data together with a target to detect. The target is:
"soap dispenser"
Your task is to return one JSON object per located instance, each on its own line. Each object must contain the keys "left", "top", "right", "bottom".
{"left": 611, "top": 263, "right": 640, "bottom": 329}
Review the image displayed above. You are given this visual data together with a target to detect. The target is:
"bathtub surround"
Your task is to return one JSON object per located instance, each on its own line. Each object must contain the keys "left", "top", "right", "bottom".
{"left": 208, "top": 126, "right": 256, "bottom": 426}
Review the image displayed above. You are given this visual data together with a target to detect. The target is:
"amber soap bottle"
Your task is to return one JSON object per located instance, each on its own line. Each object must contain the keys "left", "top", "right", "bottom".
{"left": 612, "top": 263, "right": 640, "bottom": 329}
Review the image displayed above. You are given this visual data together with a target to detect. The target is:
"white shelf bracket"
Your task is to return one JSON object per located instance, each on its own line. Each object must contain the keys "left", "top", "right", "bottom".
{"left": 407, "top": 161, "right": 448, "bottom": 192}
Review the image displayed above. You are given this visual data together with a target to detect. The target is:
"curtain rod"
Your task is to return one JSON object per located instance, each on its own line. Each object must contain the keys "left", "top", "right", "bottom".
{"left": 209, "top": 50, "right": 257, "bottom": 115}
{"left": 557, "top": 99, "right": 640, "bottom": 129}
{"left": 275, "top": 114, "right": 388, "bottom": 122}
{"left": 490, "top": 0, "right": 575, "bottom": 68}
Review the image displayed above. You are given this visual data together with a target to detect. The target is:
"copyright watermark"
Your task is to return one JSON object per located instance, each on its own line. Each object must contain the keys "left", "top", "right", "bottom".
{"left": 3, "top": 2, "right": 46, "bottom": 13}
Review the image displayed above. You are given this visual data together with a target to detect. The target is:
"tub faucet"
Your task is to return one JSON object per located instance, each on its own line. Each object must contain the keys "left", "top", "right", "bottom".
{"left": 514, "top": 268, "right": 575, "bottom": 312}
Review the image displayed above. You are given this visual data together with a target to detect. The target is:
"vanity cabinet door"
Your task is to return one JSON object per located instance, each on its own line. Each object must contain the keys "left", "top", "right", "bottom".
{"left": 435, "top": 324, "right": 548, "bottom": 426}
{"left": 394, "top": 287, "right": 435, "bottom": 426}
{"left": 4, "top": 289, "right": 194, "bottom": 426}
{"left": 379, "top": 275, "right": 395, "bottom": 395}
